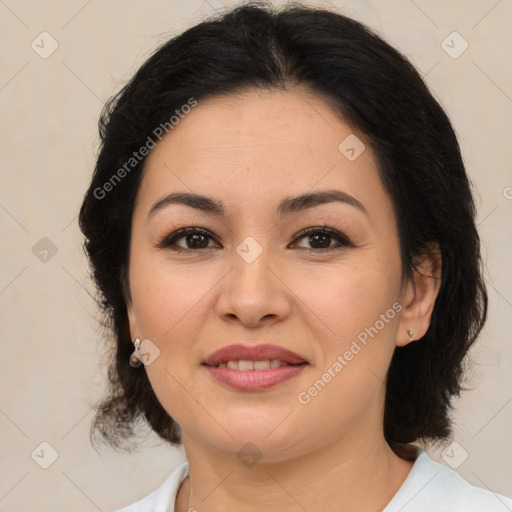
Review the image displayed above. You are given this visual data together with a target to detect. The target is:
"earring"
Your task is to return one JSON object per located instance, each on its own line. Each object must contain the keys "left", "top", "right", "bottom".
{"left": 407, "top": 329, "right": 414, "bottom": 339}
{"left": 129, "top": 338, "right": 142, "bottom": 368}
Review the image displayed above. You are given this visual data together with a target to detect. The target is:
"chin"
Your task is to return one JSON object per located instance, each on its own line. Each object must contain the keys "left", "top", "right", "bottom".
{"left": 197, "top": 407, "right": 307, "bottom": 454}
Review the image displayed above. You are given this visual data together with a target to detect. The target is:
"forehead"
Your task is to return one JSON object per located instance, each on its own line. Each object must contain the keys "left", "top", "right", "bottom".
{"left": 138, "top": 88, "right": 393, "bottom": 222}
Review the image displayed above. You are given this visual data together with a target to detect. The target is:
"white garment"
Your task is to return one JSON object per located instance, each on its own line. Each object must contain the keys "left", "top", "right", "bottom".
{"left": 115, "top": 449, "right": 512, "bottom": 511}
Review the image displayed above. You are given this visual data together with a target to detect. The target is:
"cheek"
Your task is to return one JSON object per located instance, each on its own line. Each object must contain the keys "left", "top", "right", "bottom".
{"left": 129, "top": 240, "right": 401, "bottom": 358}
{"left": 292, "top": 266, "right": 400, "bottom": 427}
{"left": 127, "top": 248, "right": 402, "bottom": 446}
{"left": 296, "top": 258, "right": 402, "bottom": 413}
{"left": 128, "top": 258, "right": 213, "bottom": 422}
{"left": 129, "top": 252, "right": 217, "bottom": 340}
{"left": 294, "top": 253, "right": 401, "bottom": 341}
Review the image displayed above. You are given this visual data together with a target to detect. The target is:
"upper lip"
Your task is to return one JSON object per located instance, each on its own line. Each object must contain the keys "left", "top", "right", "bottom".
{"left": 202, "top": 344, "right": 308, "bottom": 366}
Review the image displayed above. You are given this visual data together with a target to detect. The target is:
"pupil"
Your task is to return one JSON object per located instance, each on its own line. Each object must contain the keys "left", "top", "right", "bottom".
{"left": 188, "top": 234, "right": 208, "bottom": 248}
{"left": 310, "top": 233, "right": 330, "bottom": 248}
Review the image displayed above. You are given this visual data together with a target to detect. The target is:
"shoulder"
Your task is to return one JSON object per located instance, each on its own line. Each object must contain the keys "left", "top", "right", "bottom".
{"left": 114, "top": 461, "right": 189, "bottom": 512}
{"left": 385, "top": 449, "right": 512, "bottom": 512}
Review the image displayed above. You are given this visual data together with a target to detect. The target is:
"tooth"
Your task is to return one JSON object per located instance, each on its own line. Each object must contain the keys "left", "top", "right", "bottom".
{"left": 221, "top": 359, "right": 290, "bottom": 370}
{"left": 254, "top": 360, "right": 270, "bottom": 370}
{"left": 238, "top": 360, "right": 254, "bottom": 371}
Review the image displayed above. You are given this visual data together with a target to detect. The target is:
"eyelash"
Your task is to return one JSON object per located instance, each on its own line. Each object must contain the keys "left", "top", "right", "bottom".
{"left": 155, "top": 225, "right": 355, "bottom": 253}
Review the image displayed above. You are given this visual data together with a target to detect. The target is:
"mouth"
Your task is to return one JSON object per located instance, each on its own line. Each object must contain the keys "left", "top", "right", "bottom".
{"left": 201, "top": 344, "right": 309, "bottom": 391}
{"left": 206, "top": 359, "right": 305, "bottom": 370}
{"left": 202, "top": 343, "right": 308, "bottom": 366}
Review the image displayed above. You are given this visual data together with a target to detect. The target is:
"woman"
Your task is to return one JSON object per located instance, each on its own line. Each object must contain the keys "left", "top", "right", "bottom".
{"left": 78, "top": 2, "right": 512, "bottom": 511}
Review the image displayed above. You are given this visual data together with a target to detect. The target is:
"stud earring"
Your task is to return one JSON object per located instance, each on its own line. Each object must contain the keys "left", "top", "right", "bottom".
{"left": 407, "top": 329, "right": 414, "bottom": 339}
{"left": 129, "top": 337, "right": 142, "bottom": 368}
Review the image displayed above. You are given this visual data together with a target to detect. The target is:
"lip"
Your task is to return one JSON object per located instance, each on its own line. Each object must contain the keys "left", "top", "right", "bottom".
{"left": 201, "top": 343, "right": 309, "bottom": 392}
{"left": 202, "top": 343, "right": 308, "bottom": 366}
{"left": 203, "top": 365, "right": 307, "bottom": 391}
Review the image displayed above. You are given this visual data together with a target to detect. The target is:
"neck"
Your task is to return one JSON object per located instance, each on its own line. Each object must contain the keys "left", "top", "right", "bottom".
{"left": 175, "top": 428, "right": 415, "bottom": 512}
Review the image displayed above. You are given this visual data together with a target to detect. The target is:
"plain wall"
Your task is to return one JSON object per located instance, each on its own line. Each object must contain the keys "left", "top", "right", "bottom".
{"left": 0, "top": 0, "right": 511, "bottom": 510}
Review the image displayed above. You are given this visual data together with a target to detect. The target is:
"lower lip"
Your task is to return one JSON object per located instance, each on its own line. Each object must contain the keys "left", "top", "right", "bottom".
{"left": 203, "top": 364, "right": 308, "bottom": 391}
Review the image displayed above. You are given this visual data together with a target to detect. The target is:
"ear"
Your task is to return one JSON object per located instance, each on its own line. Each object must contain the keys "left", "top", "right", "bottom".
{"left": 396, "top": 243, "right": 442, "bottom": 347}
{"left": 121, "top": 267, "right": 139, "bottom": 342}
{"left": 126, "top": 299, "right": 139, "bottom": 342}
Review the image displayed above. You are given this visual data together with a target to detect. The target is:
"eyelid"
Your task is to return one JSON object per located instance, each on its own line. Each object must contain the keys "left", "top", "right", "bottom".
{"left": 155, "top": 225, "right": 355, "bottom": 251}
{"left": 154, "top": 226, "right": 219, "bottom": 250}
{"left": 290, "top": 226, "right": 355, "bottom": 249}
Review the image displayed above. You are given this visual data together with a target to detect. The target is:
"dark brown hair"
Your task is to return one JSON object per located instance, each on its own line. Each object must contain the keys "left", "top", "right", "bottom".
{"left": 79, "top": 1, "right": 487, "bottom": 451}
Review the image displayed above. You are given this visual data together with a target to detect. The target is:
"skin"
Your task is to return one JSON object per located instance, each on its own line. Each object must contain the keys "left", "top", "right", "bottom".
{"left": 126, "top": 87, "right": 441, "bottom": 512}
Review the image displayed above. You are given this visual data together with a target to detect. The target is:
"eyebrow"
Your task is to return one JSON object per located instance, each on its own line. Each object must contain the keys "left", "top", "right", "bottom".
{"left": 147, "top": 189, "right": 369, "bottom": 220}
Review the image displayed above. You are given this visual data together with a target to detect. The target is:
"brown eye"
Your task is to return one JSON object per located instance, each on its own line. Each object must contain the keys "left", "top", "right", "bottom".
{"left": 291, "top": 227, "right": 354, "bottom": 252}
{"left": 156, "top": 227, "right": 220, "bottom": 251}
{"left": 155, "top": 225, "right": 354, "bottom": 253}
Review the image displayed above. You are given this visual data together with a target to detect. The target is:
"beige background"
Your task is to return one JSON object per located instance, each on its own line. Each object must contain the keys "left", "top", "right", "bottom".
{"left": 1, "top": 0, "right": 511, "bottom": 510}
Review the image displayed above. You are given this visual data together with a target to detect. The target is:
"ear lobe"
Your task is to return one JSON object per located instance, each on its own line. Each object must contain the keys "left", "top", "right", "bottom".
{"left": 396, "top": 243, "right": 442, "bottom": 347}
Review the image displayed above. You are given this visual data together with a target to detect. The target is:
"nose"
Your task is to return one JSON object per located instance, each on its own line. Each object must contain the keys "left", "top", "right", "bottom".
{"left": 215, "top": 245, "right": 291, "bottom": 328}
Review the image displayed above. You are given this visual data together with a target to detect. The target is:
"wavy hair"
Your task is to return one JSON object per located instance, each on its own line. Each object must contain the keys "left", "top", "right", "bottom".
{"left": 79, "top": 1, "right": 487, "bottom": 451}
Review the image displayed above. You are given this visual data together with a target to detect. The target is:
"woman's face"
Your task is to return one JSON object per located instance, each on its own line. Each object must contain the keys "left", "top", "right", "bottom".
{"left": 126, "top": 88, "right": 416, "bottom": 460}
